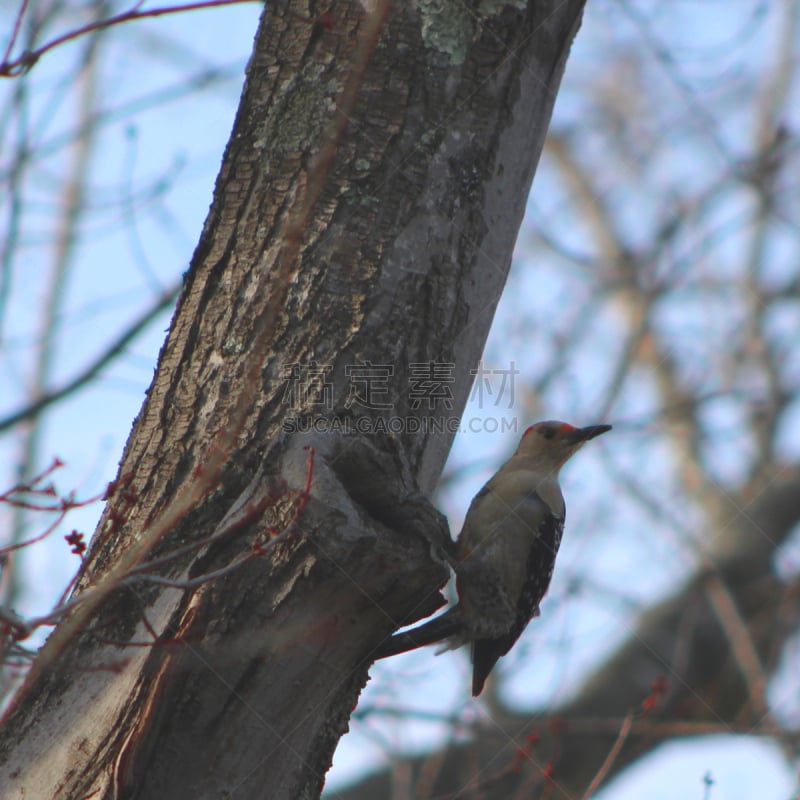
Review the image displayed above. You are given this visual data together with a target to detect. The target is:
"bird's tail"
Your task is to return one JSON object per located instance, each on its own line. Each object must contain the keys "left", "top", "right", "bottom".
{"left": 373, "top": 607, "right": 465, "bottom": 659}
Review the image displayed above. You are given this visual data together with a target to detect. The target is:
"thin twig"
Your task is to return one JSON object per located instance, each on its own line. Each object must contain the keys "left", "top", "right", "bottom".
{"left": 581, "top": 713, "right": 634, "bottom": 799}
{"left": 0, "top": 0, "right": 257, "bottom": 76}
{"left": 0, "top": 284, "right": 179, "bottom": 432}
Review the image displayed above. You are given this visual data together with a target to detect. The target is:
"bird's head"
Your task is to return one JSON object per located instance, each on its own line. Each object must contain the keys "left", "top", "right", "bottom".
{"left": 515, "top": 420, "right": 612, "bottom": 471}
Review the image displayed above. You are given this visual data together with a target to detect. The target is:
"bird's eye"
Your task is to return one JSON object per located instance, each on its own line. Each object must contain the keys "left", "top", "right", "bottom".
{"left": 540, "top": 426, "right": 556, "bottom": 440}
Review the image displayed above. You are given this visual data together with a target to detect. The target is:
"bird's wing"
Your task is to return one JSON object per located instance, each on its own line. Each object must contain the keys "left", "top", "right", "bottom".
{"left": 471, "top": 511, "right": 564, "bottom": 696}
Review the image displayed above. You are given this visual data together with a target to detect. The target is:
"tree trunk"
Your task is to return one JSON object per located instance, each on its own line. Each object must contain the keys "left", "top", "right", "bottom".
{"left": 0, "top": 1, "right": 585, "bottom": 797}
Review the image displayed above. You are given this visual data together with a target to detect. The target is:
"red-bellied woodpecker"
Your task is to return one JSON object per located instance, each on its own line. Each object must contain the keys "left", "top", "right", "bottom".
{"left": 376, "top": 420, "right": 611, "bottom": 696}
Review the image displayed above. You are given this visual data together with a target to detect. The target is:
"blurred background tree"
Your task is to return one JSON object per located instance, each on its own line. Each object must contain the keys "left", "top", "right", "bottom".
{"left": 1, "top": 1, "right": 798, "bottom": 797}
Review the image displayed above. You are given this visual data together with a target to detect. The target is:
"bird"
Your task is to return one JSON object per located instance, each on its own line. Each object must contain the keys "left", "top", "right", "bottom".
{"left": 375, "top": 420, "right": 611, "bottom": 696}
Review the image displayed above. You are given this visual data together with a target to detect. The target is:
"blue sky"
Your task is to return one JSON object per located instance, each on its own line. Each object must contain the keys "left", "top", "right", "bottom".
{"left": 1, "top": 1, "right": 798, "bottom": 797}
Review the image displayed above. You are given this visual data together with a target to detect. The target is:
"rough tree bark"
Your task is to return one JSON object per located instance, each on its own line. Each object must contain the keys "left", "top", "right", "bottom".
{"left": 0, "top": 1, "right": 586, "bottom": 798}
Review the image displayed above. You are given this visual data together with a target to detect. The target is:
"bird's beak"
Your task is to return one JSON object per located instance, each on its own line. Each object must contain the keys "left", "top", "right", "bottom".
{"left": 568, "top": 424, "right": 612, "bottom": 443}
